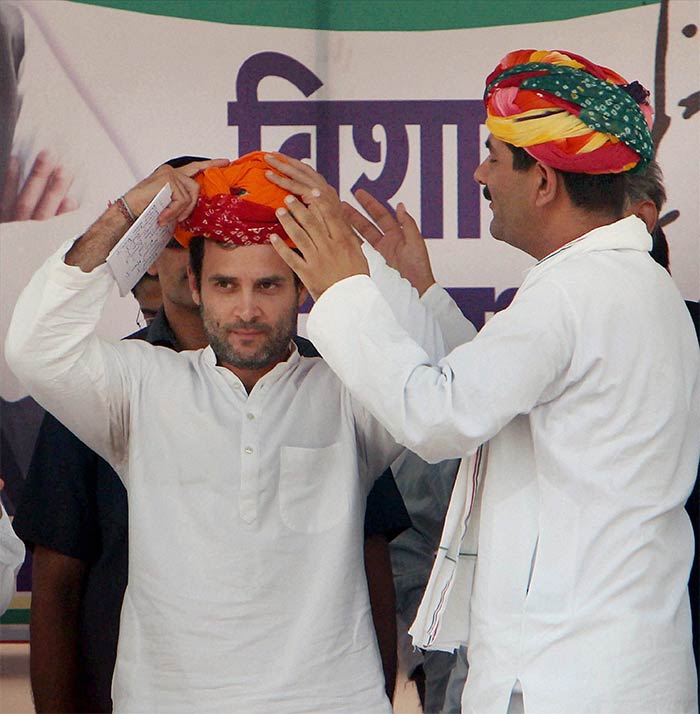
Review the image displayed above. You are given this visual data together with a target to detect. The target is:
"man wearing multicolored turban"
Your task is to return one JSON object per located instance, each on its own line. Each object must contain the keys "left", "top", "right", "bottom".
{"left": 5, "top": 151, "right": 445, "bottom": 713}
{"left": 483, "top": 48, "right": 654, "bottom": 175}
{"left": 264, "top": 49, "right": 700, "bottom": 713}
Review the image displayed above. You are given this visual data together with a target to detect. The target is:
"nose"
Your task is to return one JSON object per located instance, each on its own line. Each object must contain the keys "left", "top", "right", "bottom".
{"left": 473, "top": 158, "right": 487, "bottom": 186}
{"left": 235, "top": 289, "right": 262, "bottom": 322}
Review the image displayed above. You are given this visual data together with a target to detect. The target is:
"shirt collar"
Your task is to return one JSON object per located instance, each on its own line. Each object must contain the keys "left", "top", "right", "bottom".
{"left": 527, "top": 215, "right": 652, "bottom": 278}
{"left": 201, "top": 340, "right": 301, "bottom": 390}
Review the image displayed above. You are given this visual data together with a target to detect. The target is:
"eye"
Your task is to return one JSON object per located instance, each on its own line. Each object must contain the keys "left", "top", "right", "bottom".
{"left": 258, "top": 279, "right": 280, "bottom": 291}
{"left": 214, "top": 278, "right": 233, "bottom": 289}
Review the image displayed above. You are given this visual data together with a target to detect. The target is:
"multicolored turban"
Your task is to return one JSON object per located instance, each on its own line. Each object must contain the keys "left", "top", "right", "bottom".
{"left": 484, "top": 49, "right": 654, "bottom": 174}
{"left": 174, "top": 151, "right": 294, "bottom": 248}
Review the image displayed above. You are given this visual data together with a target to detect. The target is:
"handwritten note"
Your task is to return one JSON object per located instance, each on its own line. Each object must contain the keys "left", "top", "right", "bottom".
{"left": 106, "top": 184, "right": 174, "bottom": 296}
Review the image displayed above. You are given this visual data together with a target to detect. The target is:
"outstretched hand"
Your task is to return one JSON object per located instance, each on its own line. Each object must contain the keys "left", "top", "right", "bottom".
{"left": 343, "top": 189, "right": 435, "bottom": 296}
{"left": 263, "top": 155, "right": 368, "bottom": 300}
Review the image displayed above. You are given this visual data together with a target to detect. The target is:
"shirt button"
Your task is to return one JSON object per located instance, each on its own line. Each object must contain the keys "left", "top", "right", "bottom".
{"left": 244, "top": 446, "right": 254, "bottom": 455}
{"left": 246, "top": 413, "right": 255, "bottom": 421}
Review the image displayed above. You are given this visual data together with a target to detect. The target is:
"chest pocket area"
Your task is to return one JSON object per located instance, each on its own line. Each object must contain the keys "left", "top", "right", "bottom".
{"left": 279, "top": 442, "right": 352, "bottom": 534}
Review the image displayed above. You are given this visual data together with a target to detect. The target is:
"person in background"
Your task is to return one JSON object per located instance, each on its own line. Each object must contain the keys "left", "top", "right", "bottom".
{"left": 623, "top": 161, "right": 700, "bottom": 697}
{"left": 131, "top": 272, "right": 161, "bottom": 327}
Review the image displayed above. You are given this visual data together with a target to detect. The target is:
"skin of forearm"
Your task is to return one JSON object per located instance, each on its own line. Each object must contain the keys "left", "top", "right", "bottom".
{"left": 29, "top": 547, "right": 87, "bottom": 713}
{"left": 64, "top": 203, "right": 131, "bottom": 272}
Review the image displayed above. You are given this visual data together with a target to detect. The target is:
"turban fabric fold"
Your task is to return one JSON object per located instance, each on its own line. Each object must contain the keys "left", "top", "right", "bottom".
{"left": 174, "top": 151, "right": 294, "bottom": 248}
{"left": 484, "top": 49, "right": 654, "bottom": 174}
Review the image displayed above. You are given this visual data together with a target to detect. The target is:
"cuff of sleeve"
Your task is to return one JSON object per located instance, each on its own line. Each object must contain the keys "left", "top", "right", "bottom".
{"left": 309, "top": 274, "right": 377, "bottom": 331}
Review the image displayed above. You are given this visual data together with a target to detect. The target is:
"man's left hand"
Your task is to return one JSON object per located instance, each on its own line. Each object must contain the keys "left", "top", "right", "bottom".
{"left": 264, "top": 155, "right": 368, "bottom": 300}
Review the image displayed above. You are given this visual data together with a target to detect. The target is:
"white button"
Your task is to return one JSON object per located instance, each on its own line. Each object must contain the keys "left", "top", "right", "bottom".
{"left": 246, "top": 413, "right": 255, "bottom": 421}
{"left": 244, "top": 446, "right": 254, "bottom": 454}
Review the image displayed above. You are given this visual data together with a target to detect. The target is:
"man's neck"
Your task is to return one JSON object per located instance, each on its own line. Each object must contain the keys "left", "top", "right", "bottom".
{"left": 221, "top": 344, "right": 294, "bottom": 394}
{"left": 162, "top": 301, "right": 207, "bottom": 351}
{"left": 529, "top": 209, "right": 622, "bottom": 261}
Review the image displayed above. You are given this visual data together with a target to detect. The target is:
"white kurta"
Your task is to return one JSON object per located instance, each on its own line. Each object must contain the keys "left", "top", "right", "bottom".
{"left": 307, "top": 216, "right": 700, "bottom": 713}
{"left": 5, "top": 241, "right": 446, "bottom": 714}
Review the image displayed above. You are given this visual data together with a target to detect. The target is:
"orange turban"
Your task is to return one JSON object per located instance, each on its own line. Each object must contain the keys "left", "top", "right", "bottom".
{"left": 174, "top": 151, "right": 294, "bottom": 247}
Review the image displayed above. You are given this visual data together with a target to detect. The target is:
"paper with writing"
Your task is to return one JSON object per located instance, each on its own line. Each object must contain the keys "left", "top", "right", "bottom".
{"left": 106, "top": 183, "right": 173, "bottom": 296}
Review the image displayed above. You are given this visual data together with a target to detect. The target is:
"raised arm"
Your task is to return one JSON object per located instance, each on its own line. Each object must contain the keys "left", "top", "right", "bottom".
{"left": 5, "top": 159, "right": 227, "bottom": 463}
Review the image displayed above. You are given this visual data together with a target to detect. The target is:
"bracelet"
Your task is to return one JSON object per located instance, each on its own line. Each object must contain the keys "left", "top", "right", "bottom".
{"left": 110, "top": 195, "right": 136, "bottom": 225}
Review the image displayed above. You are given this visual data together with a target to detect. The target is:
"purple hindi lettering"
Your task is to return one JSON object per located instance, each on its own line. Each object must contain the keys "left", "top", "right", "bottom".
{"left": 228, "top": 52, "right": 486, "bottom": 239}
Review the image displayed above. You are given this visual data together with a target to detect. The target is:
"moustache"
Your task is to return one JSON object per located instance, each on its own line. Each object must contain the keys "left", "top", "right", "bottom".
{"left": 483, "top": 186, "right": 492, "bottom": 201}
{"left": 225, "top": 320, "right": 271, "bottom": 334}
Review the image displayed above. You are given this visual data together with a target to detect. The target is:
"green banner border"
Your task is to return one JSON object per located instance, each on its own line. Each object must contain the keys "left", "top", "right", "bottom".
{"left": 67, "top": 0, "right": 659, "bottom": 31}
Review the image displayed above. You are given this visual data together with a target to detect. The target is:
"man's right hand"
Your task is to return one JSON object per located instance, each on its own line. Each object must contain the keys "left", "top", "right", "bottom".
{"left": 343, "top": 189, "right": 436, "bottom": 296}
{"left": 123, "top": 158, "right": 229, "bottom": 226}
{"left": 65, "top": 158, "right": 228, "bottom": 272}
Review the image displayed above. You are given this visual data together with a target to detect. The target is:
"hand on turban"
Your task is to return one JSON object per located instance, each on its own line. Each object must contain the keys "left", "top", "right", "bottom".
{"left": 174, "top": 151, "right": 295, "bottom": 248}
{"left": 484, "top": 49, "right": 654, "bottom": 174}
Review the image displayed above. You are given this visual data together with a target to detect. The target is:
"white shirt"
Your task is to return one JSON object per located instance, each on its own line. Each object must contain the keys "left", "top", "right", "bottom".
{"left": 307, "top": 216, "right": 700, "bottom": 713}
{"left": 5, "top": 242, "right": 446, "bottom": 714}
{"left": 0, "top": 506, "right": 24, "bottom": 616}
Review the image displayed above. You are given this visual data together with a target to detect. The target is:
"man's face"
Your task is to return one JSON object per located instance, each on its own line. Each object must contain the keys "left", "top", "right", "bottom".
{"left": 132, "top": 277, "right": 162, "bottom": 325}
{"left": 149, "top": 239, "right": 196, "bottom": 309}
{"left": 191, "top": 242, "right": 305, "bottom": 372}
{"left": 473, "top": 135, "right": 536, "bottom": 252}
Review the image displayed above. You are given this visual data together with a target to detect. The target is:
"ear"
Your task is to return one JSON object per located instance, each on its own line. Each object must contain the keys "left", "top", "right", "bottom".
{"left": 187, "top": 265, "right": 201, "bottom": 306}
{"left": 297, "top": 284, "right": 309, "bottom": 308}
{"left": 533, "top": 162, "right": 559, "bottom": 208}
{"left": 632, "top": 199, "right": 658, "bottom": 234}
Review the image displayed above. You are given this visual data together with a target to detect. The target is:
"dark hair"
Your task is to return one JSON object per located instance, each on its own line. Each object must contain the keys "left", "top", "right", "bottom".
{"left": 649, "top": 224, "right": 670, "bottom": 272}
{"left": 189, "top": 236, "right": 302, "bottom": 292}
{"left": 189, "top": 236, "right": 206, "bottom": 291}
{"left": 130, "top": 271, "right": 159, "bottom": 296}
{"left": 163, "top": 155, "right": 210, "bottom": 169}
{"left": 622, "top": 160, "right": 666, "bottom": 213}
{"left": 507, "top": 144, "right": 626, "bottom": 217}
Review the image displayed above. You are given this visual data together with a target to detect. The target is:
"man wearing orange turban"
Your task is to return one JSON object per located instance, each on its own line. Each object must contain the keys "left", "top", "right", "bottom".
{"left": 266, "top": 48, "right": 699, "bottom": 714}
{"left": 5, "top": 149, "right": 448, "bottom": 714}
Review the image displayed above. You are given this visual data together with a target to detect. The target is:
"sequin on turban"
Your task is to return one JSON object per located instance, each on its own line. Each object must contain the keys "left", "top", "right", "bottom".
{"left": 174, "top": 151, "right": 294, "bottom": 248}
{"left": 484, "top": 49, "right": 654, "bottom": 174}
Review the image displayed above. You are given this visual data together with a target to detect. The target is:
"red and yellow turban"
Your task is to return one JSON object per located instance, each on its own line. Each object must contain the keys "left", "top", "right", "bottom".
{"left": 484, "top": 49, "right": 654, "bottom": 174}
{"left": 174, "top": 151, "right": 294, "bottom": 248}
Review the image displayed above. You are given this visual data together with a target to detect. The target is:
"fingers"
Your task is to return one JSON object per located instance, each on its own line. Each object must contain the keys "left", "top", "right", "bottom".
{"left": 354, "top": 189, "right": 398, "bottom": 236}
{"left": 342, "top": 201, "right": 382, "bottom": 245}
{"left": 264, "top": 153, "right": 332, "bottom": 204}
{"left": 274, "top": 200, "right": 321, "bottom": 257}
{"left": 32, "top": 166, "right": 75, "bottom": 220}
{"left": 57, "top": 196, "right": 80, "bottom": 215}
{"left": 180, "top": 158, "right": 229, "bottom": 177}
{"left": 13, "top": 150, "right": 56, "bottom": 221}
{"left": 270, "top": 233, "right": 305, "bottom": 274}
{"left": 159, "top": 173, "right": 200, "bottom": 225}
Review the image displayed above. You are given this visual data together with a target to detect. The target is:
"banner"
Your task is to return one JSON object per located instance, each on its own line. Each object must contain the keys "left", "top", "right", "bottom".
{"left": 1, "top": 0, "right": 698, "bottom": 635}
